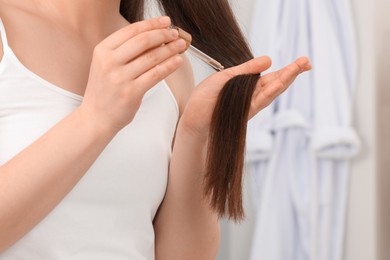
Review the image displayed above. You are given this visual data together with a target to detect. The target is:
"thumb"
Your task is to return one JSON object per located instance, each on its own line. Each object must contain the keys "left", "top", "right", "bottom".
{"left": 222, "top": 56, "right": 272, "bottom": 78}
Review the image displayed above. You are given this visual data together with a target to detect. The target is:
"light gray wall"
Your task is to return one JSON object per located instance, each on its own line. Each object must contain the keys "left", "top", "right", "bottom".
{"left": 376, "top": 0, "right": 390, "bottom": 259}
{"left": 344, "top": 1, "right": 378, "bottom": 259}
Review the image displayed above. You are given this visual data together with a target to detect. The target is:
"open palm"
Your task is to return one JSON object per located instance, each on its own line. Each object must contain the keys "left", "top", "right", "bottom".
{"left": 180, "top": 56, "right": 312, "bottom": 137}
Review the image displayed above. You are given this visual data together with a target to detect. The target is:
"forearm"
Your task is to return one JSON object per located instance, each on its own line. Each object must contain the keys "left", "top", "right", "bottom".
{"left": 0, "top": 107, "right": 116, "bottom": 252}
{"left": 154, "top": 124, "right": 220, "bottom": 260}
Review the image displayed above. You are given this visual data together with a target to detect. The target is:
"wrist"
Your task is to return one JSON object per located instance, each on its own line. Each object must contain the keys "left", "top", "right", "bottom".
{"left": 176, "top": 120, "right": 209, "bottom": 144}
{"left": 73, "top": 105, "right": 118, "bottom": 140}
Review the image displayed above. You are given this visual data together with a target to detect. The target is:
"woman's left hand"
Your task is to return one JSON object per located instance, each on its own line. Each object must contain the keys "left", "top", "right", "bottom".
{"left": 179, "top": 56, "right": 312, "bottom": 138}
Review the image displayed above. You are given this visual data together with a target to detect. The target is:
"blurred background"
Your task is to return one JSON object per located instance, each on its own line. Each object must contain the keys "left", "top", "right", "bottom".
{"left": 185, "top": 0, "right": 389, "bottom": 259}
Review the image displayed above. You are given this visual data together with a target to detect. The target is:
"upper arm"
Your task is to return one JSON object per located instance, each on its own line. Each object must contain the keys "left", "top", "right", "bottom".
{"left": 165, "top": 54, "right": 195, "bottom": 117}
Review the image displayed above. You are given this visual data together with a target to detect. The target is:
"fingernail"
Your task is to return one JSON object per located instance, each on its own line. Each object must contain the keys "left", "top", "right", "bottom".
{"left": 159, "top": 16, "right": 171, "bottom": 25}
{"left": 304, "top": 63, "right": 312, "bottom": 71}
{"left": 171, "top": 29, "right": 179, "bottom": 38}
{"left": 175, "top": 39, "right": 186, "bottom": 48}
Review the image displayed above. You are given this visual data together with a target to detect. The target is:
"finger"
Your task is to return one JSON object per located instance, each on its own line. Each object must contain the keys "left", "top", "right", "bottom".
{"left": 296, "top": 56, "right": 312, "bottom": 71}
{"left": 125, "top": 38, "right": 187, "bottom": 78}
{"left": 260, "top": 56, "right": 312, "bottom": 86}
{"left": 134, "top": 55, "right": 184, "bottom": 93}
{"left": 113, "top": 28, "right": 180, "bottom": 64}
{"left": 99, "top": 16, "right": 172, "bottom": 50}
{"left": 274, "top": 56, "right": 311, "bottom": 90}
{"left": 249, "top": 79, "right": 287, "bottom": 117}
{"left": 258, "top": 71, "right": 278, "bottom": 86}
{"left": 251, "top": 57, "right": 312, "bottom": 113}
{"left": 222, "top": 56, "right": 272, "bottom": 79}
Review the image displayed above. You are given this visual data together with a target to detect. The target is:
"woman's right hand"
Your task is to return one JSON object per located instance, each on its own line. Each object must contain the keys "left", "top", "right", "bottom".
{"left": 79, "top": 16, "right": 186, "bottom": 133}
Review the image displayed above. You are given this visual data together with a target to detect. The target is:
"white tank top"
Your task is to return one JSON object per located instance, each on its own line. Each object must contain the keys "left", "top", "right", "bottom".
{"left": 0, "top": 18, "right": 179, "bottom": 259}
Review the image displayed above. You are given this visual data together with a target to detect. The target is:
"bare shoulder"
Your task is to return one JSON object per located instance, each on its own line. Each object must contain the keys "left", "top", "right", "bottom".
{"left": 165, "top": 54, "right": 195, "bottom": 117}
{"left": 0, "top": 1, "right": 17, "bottom": 62}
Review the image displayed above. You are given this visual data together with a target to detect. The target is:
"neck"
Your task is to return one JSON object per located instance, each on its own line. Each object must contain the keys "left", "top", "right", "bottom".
{"left": 33, "top": 0, "right": 124, "bottom": 36}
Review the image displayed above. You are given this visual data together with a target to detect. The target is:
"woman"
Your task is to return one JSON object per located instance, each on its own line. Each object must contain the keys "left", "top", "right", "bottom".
{"left": 0, "top": 0, "right": 311, "bottom": 259}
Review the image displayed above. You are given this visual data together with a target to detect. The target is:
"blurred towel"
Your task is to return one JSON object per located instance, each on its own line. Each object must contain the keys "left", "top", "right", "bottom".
{"left": 246, "top": 0, "right": 360, "bottom": 259}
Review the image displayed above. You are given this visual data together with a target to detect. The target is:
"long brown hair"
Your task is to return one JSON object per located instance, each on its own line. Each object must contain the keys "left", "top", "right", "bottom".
{"left": 120, "top": 0, "right": 259, "bottom": 222}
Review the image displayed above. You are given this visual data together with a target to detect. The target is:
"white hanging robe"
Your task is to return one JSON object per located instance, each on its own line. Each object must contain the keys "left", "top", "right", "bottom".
{"left": 246, "top": 0, "right": 360, "bottom": 259}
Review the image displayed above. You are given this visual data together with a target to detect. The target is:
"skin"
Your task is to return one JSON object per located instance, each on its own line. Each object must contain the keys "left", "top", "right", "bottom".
{"left": 0, "top": 0, "right": 311, "bottom": 258}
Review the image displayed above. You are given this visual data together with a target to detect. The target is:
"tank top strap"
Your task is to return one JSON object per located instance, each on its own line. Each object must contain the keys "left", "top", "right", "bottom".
{"left": 0, "top": 18, "right": 9, "bottom": 53}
